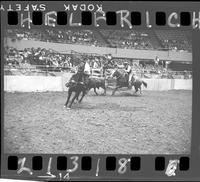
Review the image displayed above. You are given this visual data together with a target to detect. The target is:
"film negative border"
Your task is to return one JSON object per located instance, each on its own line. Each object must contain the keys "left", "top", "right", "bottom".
{"left": 1, "top": 1, "right": 200, "bottom": 181}
{"left": 5, "top": 10, "right": 199, "bottom": 29}
{"left": 1, "top": 154, "right": 191, "bottom": 180}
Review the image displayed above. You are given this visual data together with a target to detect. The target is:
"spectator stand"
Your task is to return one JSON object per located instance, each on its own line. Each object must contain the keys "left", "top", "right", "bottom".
{"left": 4, "top": 29, "right": 192, "bottom": 78}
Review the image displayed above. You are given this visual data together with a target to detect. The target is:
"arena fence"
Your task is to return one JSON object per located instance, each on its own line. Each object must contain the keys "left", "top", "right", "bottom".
{"left": 4, "top": 66, "right": 192, "bottom": 79}
{"left": 4, "top": 75, "right": 192, "bottom": 92}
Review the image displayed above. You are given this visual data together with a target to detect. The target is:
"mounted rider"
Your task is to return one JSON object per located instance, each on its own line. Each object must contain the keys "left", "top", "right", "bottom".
{"left": 67, "top": 58, "right": 91, "bottom": 87}
{"left": 76, "top": 58, "right": 91, "bottom": 84}
{"left": 102, "top": 54, "right": 114, "bottom": 77}
{"left": 123, "top": 61, "right": 132, "bottom": 88}
{"left": 83, "top": 58, "right": 91, "bottom": 82}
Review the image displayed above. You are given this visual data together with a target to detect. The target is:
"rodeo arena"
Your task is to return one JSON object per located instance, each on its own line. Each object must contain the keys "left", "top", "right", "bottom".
{"left": 4, "top": 29, "right": 192, "bottom": 154}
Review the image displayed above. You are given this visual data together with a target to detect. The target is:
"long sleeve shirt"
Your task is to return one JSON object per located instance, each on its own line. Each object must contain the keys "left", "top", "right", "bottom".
{"left": 125, "top": 65, "right": 131, "bottom": 74}
{"left": 84, "top": 62, "right": 91, "bottom": 74}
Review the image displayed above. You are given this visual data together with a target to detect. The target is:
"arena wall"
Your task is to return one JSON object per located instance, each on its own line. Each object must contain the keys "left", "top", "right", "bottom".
{"left": 4, "top": 76, "right": 63, "bottom": 92}
{"left": 61, "top": 73, "right": 74, "bottom": 91}
{"left": 173, "top": 79, "right": 193, "bottom": 90}
{"left": 5, "top": 38, "right": 192, "bottom": 62}
{"left": 142, "top": 79, "right": 172, "bottom": 91}
{"left": 4, "top": 76, "right": 192, "bottom": 92}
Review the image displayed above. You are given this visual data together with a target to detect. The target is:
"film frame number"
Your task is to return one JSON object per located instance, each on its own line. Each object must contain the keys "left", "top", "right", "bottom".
{"left": 118, "top": 158, "right": 131, "bottom": 174}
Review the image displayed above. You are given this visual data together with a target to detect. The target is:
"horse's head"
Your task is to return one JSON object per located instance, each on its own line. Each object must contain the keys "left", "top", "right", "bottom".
{"left": 112, "top": 69, "right": 120, "bottom": 78}
{"left": 70, "top": 73, "right": 78, "bottom": 81}
{"left": 65, "top": 80, "right": 75, "bottom": 88}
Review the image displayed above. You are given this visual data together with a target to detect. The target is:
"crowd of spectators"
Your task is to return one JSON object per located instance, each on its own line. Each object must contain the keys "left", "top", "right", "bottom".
{"left": 3, "top": 47, "right": 165, "bottom": 72}
{"left": 4, "top": 46, "right": 192, "bottom": 79}
{"left": 100, "top": 30, "right": 154, "bottom": 50}
{"left": 6, "top": 29, "right": 104, "bottom": 47}
{"left": 4, "top": 46, "right": 109, "bottom": 74}
{"left": 155, "top": 30, "right": 192, "bottom": 52}
{"left": 6, "top": 29, "right": 192, "bottom": 52}
{"left": 4, "top": 46, "right": 73, "bottom": 69}
{"left": 44, "top": 29, "right": 105, "bottom": 46}
{"left": 6, "top": 29, "right": 49, "bottom": 42}
{"left": 159, "top": 39, "right": 192, "bottom": 52}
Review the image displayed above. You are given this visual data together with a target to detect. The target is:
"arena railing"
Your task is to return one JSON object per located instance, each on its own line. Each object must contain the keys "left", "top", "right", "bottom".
{"left": 4, "top": 65, "right": 192, "bottom": 78}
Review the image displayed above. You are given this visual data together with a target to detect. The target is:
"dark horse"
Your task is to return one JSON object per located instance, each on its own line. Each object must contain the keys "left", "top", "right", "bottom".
{"left": 64, "top": 63, "right": 89, "bottom": 109}
{"left": 111, "top": 69, "right": 147, "bottom": 95}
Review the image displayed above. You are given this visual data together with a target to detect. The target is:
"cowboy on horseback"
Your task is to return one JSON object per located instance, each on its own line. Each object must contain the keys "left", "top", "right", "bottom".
{"left": 67, "top": 58, "right": 91, "bottom": 87}
{"left": 64, "top": 58, "right": 91, "bottom": 109}
{"left": 123, "top": 61, "right": 132, "bottom": 88}
{"left": 111, "top": 68, "right": 147, "bottom": 96}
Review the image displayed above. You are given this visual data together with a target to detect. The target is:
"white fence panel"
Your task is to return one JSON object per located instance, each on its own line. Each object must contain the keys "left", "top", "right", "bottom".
{"left": 4, "top": 76, "right": 63, "bottom": 92}
{"left": 4, "top": 76, "right": 192, "bottom": 92}
{"left": 174, "top": 79, "right": 192, "bottom": 90}
{"left": 142, "top": 79, "right": 172, "bottom": 91}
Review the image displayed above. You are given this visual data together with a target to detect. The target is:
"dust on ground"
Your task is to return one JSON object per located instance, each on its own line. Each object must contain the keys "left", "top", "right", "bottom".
{"left": 4, "top": 90, "right": 192, "bottom": 154}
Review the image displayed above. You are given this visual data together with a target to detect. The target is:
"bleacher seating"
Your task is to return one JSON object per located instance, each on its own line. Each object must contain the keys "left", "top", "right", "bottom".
{"left": 6, "top": 29, "right": 192, "bottom": 52}
{"left": 155, "top": 30, "right": 192, "bottom": 52}
{"left": 100, "top": 30, "right": 155, "bottom": 49}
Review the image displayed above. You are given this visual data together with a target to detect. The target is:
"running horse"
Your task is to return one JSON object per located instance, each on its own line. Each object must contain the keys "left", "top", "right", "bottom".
{"left": 111, "top": 69, "right": 147, "bottom": 95}
{"left": 64, "top": 62, "right": 89, "bottom": 109}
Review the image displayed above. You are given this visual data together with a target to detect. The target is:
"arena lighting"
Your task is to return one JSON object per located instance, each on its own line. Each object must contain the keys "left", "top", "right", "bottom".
{"left": 3, "top": 10, "right": 200, "bottom": 29}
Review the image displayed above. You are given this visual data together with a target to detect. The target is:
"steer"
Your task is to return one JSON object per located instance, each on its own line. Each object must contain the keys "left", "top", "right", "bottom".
{"left": 86, "top": 76, "right": 106, "bottom": 95}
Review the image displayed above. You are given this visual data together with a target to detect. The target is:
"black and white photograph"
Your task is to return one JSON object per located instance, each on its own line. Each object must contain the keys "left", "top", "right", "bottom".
{"left": 4, "top": 28, "right": 192, "bottom": 154}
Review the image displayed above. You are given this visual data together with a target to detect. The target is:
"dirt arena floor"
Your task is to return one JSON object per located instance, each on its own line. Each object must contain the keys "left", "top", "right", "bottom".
{"left": 4, "top": 89, "right": 192, "bottom": 154}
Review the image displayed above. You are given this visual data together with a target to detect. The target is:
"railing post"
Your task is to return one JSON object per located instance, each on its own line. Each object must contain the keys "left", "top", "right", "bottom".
{"left": 46, "top": 65, "right": 48, "bottom": 76}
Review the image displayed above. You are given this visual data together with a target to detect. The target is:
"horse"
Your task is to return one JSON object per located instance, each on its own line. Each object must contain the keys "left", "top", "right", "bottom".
{"left": 111, "top": 69, "right": 147, "bottom": 96}
{"left": 67, "top": 76, "right": 107, "bottom": 104}
{"left": 64, "top": 63, "right": 89, "bottom": 109}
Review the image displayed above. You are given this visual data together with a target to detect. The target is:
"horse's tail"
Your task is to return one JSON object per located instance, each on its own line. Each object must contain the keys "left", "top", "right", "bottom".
{"left": 142, "top": 81, "right": 147, "bottom": 88}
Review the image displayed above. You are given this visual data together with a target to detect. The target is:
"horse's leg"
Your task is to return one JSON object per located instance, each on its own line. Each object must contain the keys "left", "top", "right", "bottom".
{"left": 86, "top": 88, "right": 90, "bottom": 95}
{"left": 75, "top": 91, "right": 81, "bottom": 103}
{"left": 64, "top": 89, "right": 72, "bottom": 108}
{"left": 140, "top": 86, "right": 142, "bottom": 94}
{"left": 112, "top": 86, "right": 119, "bottom": 96}
{"left": 94, "top": 87, "right": 98, "bottom": 95}
{"left": 103, "top": 86, "right": 106, "bottom": 95}
{"left": 134, "top": 87, "right": 138, "bottom": 94}
{"left": 69, "top": 91, "right": 80, "bottom": 108}
{"left": 79, "top": 90, "right": 86, "bottom": 103}
{"left": 75, "top": 95, "right": 79, "bottom": 102}
{"left": 102, "top": 80, "right": 106, "bottom": 95}
{"left": 76, "top": 91, "right": 80, "bottom": 100}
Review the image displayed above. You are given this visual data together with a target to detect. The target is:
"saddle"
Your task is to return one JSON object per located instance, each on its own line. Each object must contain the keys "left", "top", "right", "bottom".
{"left": 67, "top": 71, "right": 90, "bottom": 88}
